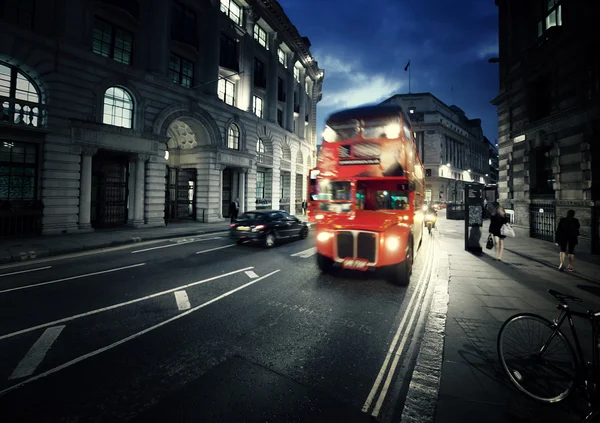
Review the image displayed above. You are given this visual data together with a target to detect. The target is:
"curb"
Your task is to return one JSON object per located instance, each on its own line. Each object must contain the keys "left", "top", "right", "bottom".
{"left": 0, "top": 227, "right": 230, "bottom": 265}
{"left": 400, "top": 247, "right": 450, "bottom": 422}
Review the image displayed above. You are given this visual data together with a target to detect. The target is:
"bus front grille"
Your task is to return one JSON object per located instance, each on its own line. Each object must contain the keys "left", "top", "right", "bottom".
{"left": 336, "top": 231, "right": 354, "bottom": 258}
{"left": 357, "top": 232, "right": 377, "bottom": 262}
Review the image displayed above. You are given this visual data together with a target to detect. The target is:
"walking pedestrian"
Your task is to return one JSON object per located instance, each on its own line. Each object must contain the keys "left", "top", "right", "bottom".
{"left": 488, "top": 203, "right": 510, "bottom": 261}
{"left": 229, "top": 197, "right": 239, "bottom": 223}
{"left": 555, "top": 209, "right": 580, "bottom": 272}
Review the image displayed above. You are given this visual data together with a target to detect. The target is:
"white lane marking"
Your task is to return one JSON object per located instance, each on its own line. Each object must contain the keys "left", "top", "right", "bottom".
{"left": 9, "top": 325, "right": 65, "bottom": 380}
{"left": 290, "top": 247, "right": 317, "bottom": 258}
{"left": 0, "top": 266, "right": 254, "bottom": 341}
{"left": 196, "top": 244, "right": 236, "bottom": 255}
{"left": 245, "top": 270, "right": 258, "bottom": 279}
{"left": 174, "top": 290, "right": 191, "bottom": 311}
{"left": 0, "top": 232, "right": 230, "bottom": 271}
{"left": 0, "top": 269, "right": 280, "bottom": 397}
{"left": 0, "top": 266, "right": 52, "bottom": 278}
{"left": 371, "top": 248, "right": 436, "bottom": 417}
{"left": 0, "top": 263, "right": 146, "bottom": 295}
{"left": 362, "top": 243, "right": 433, "bottom": 414}
{"left": 132, "top": 237, "right": 222, "bottom": 254}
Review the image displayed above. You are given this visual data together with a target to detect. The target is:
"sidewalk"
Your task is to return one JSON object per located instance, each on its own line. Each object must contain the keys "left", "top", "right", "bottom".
{"left": 0, "top": 213, "right": 311, "bottom": 264}
{"left": 432, "top": 213, "right": 600, "bottom": 423}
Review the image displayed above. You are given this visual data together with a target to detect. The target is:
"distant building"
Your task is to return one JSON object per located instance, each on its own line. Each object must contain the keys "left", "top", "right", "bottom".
{"left": 381, "top": 93, "right": 492, "bottom": 204}
{"left": 492, "top": 0, "right": 600, "bottom": 251}
{"left": 487, "top": 138, "right": 500, "bottom": 186}
{"left": 0, "top": 0, "right": 323, "bottom": 238}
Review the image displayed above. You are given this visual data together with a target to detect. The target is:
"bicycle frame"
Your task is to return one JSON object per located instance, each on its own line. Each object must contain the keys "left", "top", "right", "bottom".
{"left": 541, "top": 303, "right": 600, "bottom": 403}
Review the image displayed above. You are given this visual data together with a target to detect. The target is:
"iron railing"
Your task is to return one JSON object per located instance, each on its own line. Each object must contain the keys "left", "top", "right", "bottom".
{"left": 256, "top": 154, "right": 273, "bottom": 166}
{"left": 1, "top": 96, "right": 47, "bottom": 128}
{"left": 529, "top": 198, "right": 556, "bottom": 242}
{"left": 0, "top": 200, "right": 44, "bottom": 238}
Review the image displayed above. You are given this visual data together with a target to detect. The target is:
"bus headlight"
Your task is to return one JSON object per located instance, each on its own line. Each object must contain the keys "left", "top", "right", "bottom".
{"left": 317, "top": 232, "right": 333, "bottom": 242}
{"left": 316, "top": 214, "right": 324, "bottom": 220}
{"left": 385, "top": 236, "right": 400, "bottom": 252}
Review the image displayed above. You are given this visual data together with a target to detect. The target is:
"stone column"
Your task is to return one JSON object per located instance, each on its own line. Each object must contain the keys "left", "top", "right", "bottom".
{"left": 239, "top": 9, "right": 257, "bottom": 112}
{"left": 133, "top": 155, "right": 149, "bottom": 226}
{"left": 298, "top": 69, "right": 307, "bottom": 139}
{"left": 285, "top": 53, "right": 296, "bottom": 132}
{"left": 267, "top": 33, "right": 280, "bottom": 123}
{"left": 78, "top": 147, "right": 97, "bottom": 231}
{"left": 239, "top": 170, "right": 247, "bottom": 213}
{"left": 127, "top": 157, "right": 137, "bottom": 225}
{"left": 202, "top": 0, "right": 221, "bottom": 96}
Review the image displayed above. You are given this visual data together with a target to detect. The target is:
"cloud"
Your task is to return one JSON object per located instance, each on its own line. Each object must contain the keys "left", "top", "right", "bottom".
{"left": 316, "top": 53, "right": 403, "bottom": 109}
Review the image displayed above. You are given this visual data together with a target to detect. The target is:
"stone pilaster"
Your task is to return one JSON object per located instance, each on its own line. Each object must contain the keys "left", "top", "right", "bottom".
{"left": 267, "top": 32, "right": 280, "bottom": 123}
{"left": 78, "top": 147, "right": 97, "bottom": 231}
{"left": 133, "top": 154, "right": 149, "bottom": 227}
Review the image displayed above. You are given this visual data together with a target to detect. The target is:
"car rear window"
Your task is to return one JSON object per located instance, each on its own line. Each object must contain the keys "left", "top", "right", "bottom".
{"left": 237, "top": 212, "right": 265, "bottom": 221}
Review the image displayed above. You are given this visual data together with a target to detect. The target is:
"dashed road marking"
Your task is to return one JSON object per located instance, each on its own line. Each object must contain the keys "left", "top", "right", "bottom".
{"left": 0, "top": 266, "right": 52, "bottom": 278}
{"left": 196, "top": 244, "right": 236, "bottom": 255}
{"left": 174, "top": 290, "right": 191, "bottom": 311}
{"left": 290, "top": 247, "right": 317, "bottom": 258}
{"left": 10, "top": 325, "right": 65, "bottom": 380}
{"left": 245, "top": 270, "right": 258, "bottom": 279}
{"left": 132, "top": 237, "right": 222, "bottom": 253}
{"left": 0, "top": 263, "right": 146, "bottom": 295}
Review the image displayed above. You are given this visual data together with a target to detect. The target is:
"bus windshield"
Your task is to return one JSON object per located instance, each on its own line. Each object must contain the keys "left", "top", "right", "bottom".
{"left": 374, "top": 190, "right": 410, "bottom": 211}
{"left": 317, "top": 180, "right": 352, "bottom": 213}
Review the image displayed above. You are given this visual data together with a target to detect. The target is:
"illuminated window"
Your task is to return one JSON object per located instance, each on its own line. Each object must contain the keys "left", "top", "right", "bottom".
{"left": 252, "top": 95, "right": 263, "bottom": 118}
{"left": 257, "top": 139, "right": 265, "bottom": 154}
{"left": 219, "top": 0, "right": 241, "bottom": 26}
{"left": 227, "top": 124, "right": 240, "bottom": 150}
{"left": 0, "top": 141, "right": 38, "bottom": 201}
{"left": 168, "top": 53, "right": 194, "bottom": 88}
{"left": 103, "top": 87, "right": 133, "bottom": 128}
{"left": 256, "top": 171, "right": 265, "bottom": 198}
{"left": 218, "top": 78, "right": 236, "bottom": 106}
{"left": 92, "top": 18, "right": 133, "bottom": 65}
{"left": 294, "top": 67, "right": 300, "bottom": 83}
{"left": 278, "top": 48, "right": 287, "bottom": 67}
{"left": 0, "top": 62, "right": 42, "bottom": 126}
{"left": 538, "top": 1, "right": 562, "bottom": 37}
{"left": 253, "top": 25, "right": 268, "bottom": 49}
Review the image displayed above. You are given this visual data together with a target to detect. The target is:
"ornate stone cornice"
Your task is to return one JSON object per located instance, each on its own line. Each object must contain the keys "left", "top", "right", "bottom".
{"left": 81, "top": 147, "right": 98, "bottom": 156}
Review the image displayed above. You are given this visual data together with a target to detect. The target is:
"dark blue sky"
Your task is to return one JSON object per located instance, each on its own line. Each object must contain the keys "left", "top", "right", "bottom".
{"left": 279, "top": 0, "right": 499, "bottom": 143}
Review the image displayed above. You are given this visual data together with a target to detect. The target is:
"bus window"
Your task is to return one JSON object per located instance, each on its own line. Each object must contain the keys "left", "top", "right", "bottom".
{"left": 356, "top": 190, "right": 366, "bottom": 210}
{"left": 375, "top": 190, "right": 410, "bottom": 211}
{"left": 318, "top": 180, "right": 352, "bottom": 201}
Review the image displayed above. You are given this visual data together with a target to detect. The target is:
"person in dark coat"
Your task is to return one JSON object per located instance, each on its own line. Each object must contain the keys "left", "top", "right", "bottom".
{"left": 555, "top": 209, "right": 580, "bottom": 272}
{"left": 488, "top": 204, "right": 510, "bottom": 261}
{"left": 229, "top": 197, "right": 239, "bottom": 223}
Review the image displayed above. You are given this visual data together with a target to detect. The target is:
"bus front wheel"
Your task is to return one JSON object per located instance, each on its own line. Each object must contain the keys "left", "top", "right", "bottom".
{"left": 317, "top": 253, "right": 333, "bottom": 273}
{"left": 390, "top": 241, "right": 413, "bottom": 286}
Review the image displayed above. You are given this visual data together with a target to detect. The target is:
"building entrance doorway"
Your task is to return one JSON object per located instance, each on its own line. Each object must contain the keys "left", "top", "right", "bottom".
{"left": 91, "top": 151, "right": 129, "bottom": 228}
{"left": 165, "top": 167, "right": 197, "bottom": 221}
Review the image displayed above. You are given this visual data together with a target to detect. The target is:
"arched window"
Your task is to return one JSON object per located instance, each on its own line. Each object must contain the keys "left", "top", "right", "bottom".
{"left": 227, "top": 124, "right": 240, "bottom": 150}
{"left": 0, "top": 62, "right": 42, "bottom": 127}
{"left": 103, "top": 87, "right": 133, "bottom": 128}
{"left": 256, "top": 139, "right": 265, "bottom": 154}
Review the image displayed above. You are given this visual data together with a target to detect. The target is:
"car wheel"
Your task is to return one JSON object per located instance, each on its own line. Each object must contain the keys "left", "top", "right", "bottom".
{"left": 317, "top": 253, "right": 333, "bottom": 273}
{"left": 300, "top": 226, "right": 309, "bottom": 239}
{"left": 264, "top": 233, "right": 276, "bottom": 248}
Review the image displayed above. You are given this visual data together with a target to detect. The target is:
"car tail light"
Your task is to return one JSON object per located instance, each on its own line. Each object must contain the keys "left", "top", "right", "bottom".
{"left": 229, "top": 224, "right": 236, "bottom": 228}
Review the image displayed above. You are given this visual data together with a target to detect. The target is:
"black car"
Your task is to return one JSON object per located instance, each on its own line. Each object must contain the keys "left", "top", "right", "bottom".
{"left": 230, "top": 210, "right": 309, "bottom": 247}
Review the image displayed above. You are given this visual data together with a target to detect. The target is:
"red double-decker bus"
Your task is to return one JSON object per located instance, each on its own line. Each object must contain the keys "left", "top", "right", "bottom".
{"left": 314, "top": 104, "right": 425, "bottom": 285}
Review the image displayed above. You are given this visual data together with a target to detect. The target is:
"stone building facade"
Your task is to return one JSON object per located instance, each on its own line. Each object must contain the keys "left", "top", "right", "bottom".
{"left": 492, "top": 0, "right": 600, "bottom": 252}
{"left": 381, "top": 93, "right": 492, "bottom": 204}
{"left": 0, "top": 0, "right": 323, "bottom": 237}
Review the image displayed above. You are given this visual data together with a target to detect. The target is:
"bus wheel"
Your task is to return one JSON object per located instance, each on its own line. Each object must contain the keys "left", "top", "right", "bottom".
{"left": 391, "top": 241, "right": 413, "bottom": 286}
{"left": 317, "top": 253, "right": 333, "bottom": 273}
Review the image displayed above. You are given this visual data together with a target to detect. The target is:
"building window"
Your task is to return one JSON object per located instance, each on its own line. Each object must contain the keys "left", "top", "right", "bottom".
{"left": 305, "top": 79, "right": 311, "bottom": 95}
{"left": 227, "top": 124, "right": 240, "bottom": 150}
{"left": 425, "top": 169, "right": 432, "bottom": 177}
{"left": 0, "top": 140, "right": 38, "bottom": 201}
{"left": 277, "top": 77, "right": 286, "bottom": 102}
{"left": 0, "top": 0, "right": 35, "bottom": 28}
{"left": 277, "top": 109, "right": 283, "bottom": 127}
{"left": 219, "top": 0, "right": 241, "bottom": 26}
{"left": 253, "top": 95, "right": 263, "bottom": 118}
{"left": 218, "top": 78, "right": 236, "bottom": 106}
{"left": 294, "top": 67, "right": 300, "bottom": 83}
{"left": 278, "top": 48, "right": 287, "bottom": 67}
{"left": 0, "top": 62, "right": 42, "bottom": 127}
{"left": 92, "top": 18, "right": 133, "bottom": 65}
{"left": 171, "top": 2, "right": 197, "bottom": 48}
{"left": 256, "top": 171, "right": 265, "bottom": 199}
{"left": 103, "top": 87, "right": 133, "bottom": 128}
{"left": 253, "top": 58, "right": 266, "bottom": 88}
{"left": 253, "top": 25, "right": 268, "bottom": 49}
{"left": 538, "top": 0, "right": 562, "bottom": 37}
{"left": 168, "top": 54, "right": 194, "bottom": 88}
{"left": 220, "top": 33, "right": 239, "bottom": 71}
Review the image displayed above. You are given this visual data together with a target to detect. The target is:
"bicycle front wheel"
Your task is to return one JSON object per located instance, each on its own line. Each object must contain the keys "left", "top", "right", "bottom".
{"left": 497, "top": 313, "right": 577, "bottom": 403}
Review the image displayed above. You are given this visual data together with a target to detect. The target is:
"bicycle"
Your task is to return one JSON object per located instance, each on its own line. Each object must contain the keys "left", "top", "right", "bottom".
{"left": 497, "top": 289, "right": 600, "bottom": 422}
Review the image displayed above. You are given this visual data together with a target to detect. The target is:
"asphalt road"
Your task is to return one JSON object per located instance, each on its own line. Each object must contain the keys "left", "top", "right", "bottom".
{"left": 0, "top": 226, "right": 442, "bottom": 423}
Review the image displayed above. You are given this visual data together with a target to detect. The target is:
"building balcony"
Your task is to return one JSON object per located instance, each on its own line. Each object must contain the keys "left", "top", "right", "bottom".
{"left": 256, "top": 153, "right": 273, "bottom": 167}
{"left": 296, "top": 163, "right": 304, "bottom": 174}
{"left": 1, "top": 96, "right": 47, "bottom": 129}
